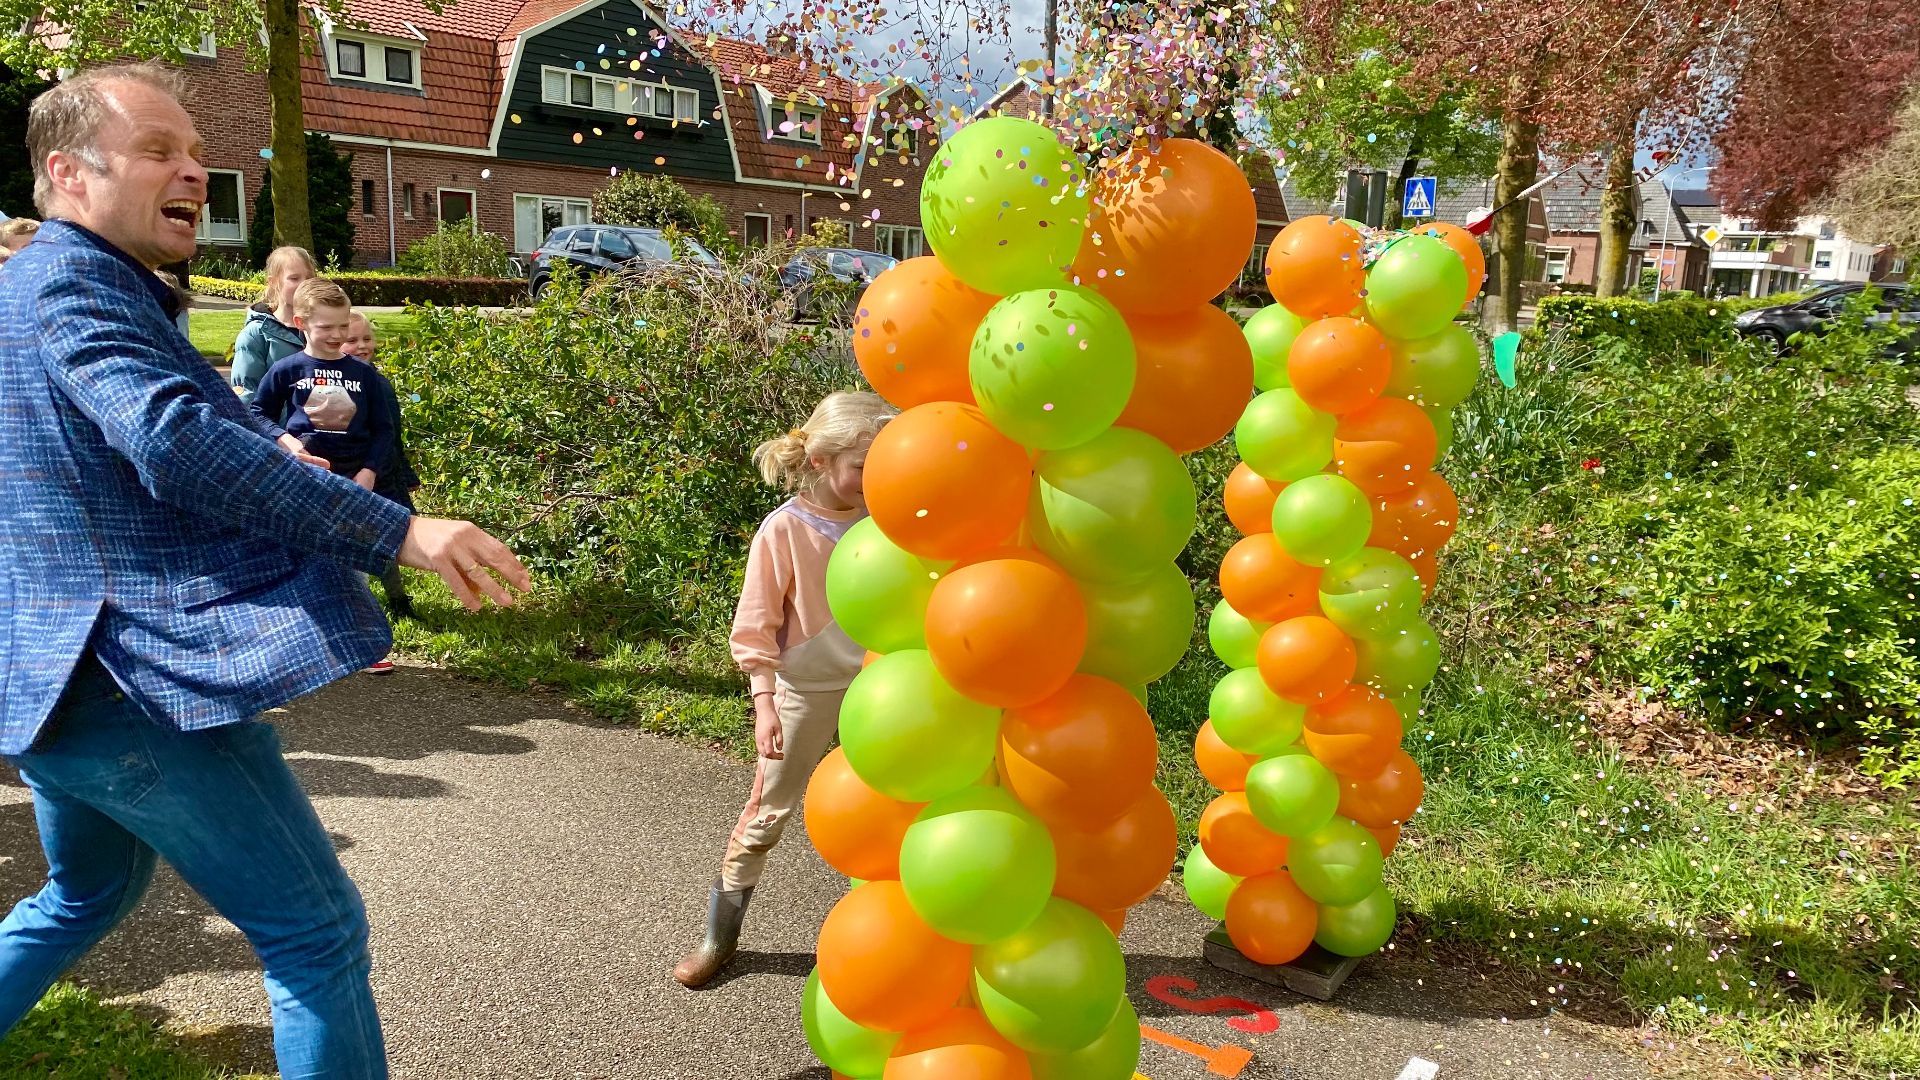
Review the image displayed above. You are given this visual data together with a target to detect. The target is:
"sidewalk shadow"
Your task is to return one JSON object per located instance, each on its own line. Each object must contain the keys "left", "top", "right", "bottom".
{"left": 272, "top": 666, "right": 543, "bottom": 762}
{"left": 694, "top": 949, "right": 815, "bottom": 991}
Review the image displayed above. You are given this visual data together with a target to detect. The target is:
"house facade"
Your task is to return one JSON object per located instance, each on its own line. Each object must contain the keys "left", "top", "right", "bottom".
{"left": 159, "top": 0, "right": 933, "bottom": 265}
{"left": 1537, "top": 167, "right": 1649, "bottom": 292}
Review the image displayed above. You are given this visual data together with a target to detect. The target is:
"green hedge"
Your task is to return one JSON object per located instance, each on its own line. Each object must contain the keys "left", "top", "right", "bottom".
{"left": 190, "top": 273, "right": 527, "bottom": 308}
{"left": 1529, "top": 295, "right": 1746, "bottom": 355}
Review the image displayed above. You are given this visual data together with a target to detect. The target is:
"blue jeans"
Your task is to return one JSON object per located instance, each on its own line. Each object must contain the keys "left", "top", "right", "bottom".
{"left": 0, "top": 655, "right": 387, "bottom": 1078}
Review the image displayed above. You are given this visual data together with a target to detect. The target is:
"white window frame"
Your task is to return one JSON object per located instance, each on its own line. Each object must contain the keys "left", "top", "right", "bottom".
{"left": 771, "top": 104, "right": 823, "bottom": 144}
{"left": 327, "top": 31, "right": 423, "bottom": 91}
{"left": 541, "top": 65, "right": 683, "bottom": 117}
{"left": 437, "top": 187, "right": 478, "bottom": 229}
{"left": 875, "top": 223, "right": 924, "bottom": 261}
{"left": 1543, "top": 246, "right": 1573, "bottom": 284}
{"left": 197, "top": 168, "right": 246, "bottom": 245}
{"left": 181, "top": 30, "right": 219, "bottom": 57}
{"left": 636, "top": 82, "right": 700, "bottom": 123}
{"left": 513, "top": 193, "right": 592, "bottom": 253}
{"left": 401, "top": 182, "right": 416, "bottom": 219}
{"left": 743, "top": 212, "right": 772, "bottom": 248}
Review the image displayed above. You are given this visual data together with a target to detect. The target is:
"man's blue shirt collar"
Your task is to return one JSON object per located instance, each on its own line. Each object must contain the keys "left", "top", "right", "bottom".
{"left": 36, "top": 218, "right": 181, "bottom": 318}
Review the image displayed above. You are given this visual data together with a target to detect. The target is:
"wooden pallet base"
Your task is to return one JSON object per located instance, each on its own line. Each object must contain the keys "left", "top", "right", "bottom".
{"left": 1202, "top": 924, "right": 1360, "bottom": 1001}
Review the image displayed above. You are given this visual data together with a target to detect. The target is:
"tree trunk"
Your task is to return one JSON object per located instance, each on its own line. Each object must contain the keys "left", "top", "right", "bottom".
{"left": 1486, "top": 108, "right": 1540, "bottom": 332}
{"left": 1594, "top": 139, "right": 1638, "bottom": 298}
{"left": 1386, "top": 129, "right": 1428, "bottom": 231}
{"left": 264, "top": 0, "right": 312, "bottom": 253}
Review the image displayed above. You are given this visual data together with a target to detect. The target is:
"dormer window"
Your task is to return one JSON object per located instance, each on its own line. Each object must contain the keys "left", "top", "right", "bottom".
{"left": 328, "top": 33, "right": 423, "bottom": 90}
{"left": 772, "top": 105, "right": 821, "bottom": 144}
{"left": 540, "top": 67, "right": 697, "bottom": 121}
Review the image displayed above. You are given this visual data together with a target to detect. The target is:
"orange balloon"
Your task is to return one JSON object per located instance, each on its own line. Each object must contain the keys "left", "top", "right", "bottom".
{"left": 1420, "top": 222, "right": 1487, "bottom": 302}
{"left": 925, "top": 557, "right": 1087, "bottom": 708}
{"left": 1219, "top": 534, "right": 1322, "bottom": 623}
{"left": 1074, "top": 138, "right": 1259, "bottom": 315}
{"left": 1287, "top": 317, "right": 1390, "bottom": 415}
{"left": 1224, "top": 871, "right": 1319, "bottom": 965}
{"left": 1265, "top": 216, "right": 1367, "bottom": 320}
{"left": 1000, "top": 675, "right": 1159, "bottom": 830}
{"left": 865, "top": 402, "right": 1032, "bottom": 562}
{"left": 1257, "top": 616, "right": 1357, "bottom": 705}
{"left": 1052, "top": 786, "right": 1179, "bottom": 911}
{"left": 1369, "top": 471, "right": 1460, "bottom": 558}
{"left": 806, "top": 748, "right": 926, "bottom": 881}
{"left": 884, "top": 1007, "right": 1033, "bottom": 1080}
{"left": 1334, "top": 397, "right": 1439, "bottom": 496}
{"left": 818, "top": 881, "right": 972, "bottom": 1033}
{"left": 854, "top": 257, "right": 998, "bottom": 408}
{"left": 1337, "top": 747, "right": 1424, "bottom": 829}
{"left": 1116, "top": 304, "right": 1256, "bottom": 454}
{"left": 1303, "top": 686, "right": 1405, "bottom": 778}
{"left": 1223, "top": 461, "right": 1284, "bottom": 536}
{"left": 1198, "top": 791, "right": 1291, "bottom": 878}
{"left": 1096, "top": 907, "right": 1128, "bottom": 936}
{"left": 1194, "top": 719, "right": 1257, "bottom": 791}
{"left": 1366, "top": 823, "right": 1402, "bottom": 856}
{"left": 863, "top": 650, "right": 883, "bottom": 668}
{"left": 1409, "top": 549, "right": 1438, "bottom": 598}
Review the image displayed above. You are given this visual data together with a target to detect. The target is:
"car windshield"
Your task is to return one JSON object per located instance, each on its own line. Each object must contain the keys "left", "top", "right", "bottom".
{"left": 855, "top": 253, "right": 898, "bottom": 277}
{"left": 680, "top": 238, "right": 720, "bottom": 265}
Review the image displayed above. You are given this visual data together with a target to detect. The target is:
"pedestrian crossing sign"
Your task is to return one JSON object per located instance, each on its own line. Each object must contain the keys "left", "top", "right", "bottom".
{"left": 1403, "top": 176, "right": 1436, "bottom": 219}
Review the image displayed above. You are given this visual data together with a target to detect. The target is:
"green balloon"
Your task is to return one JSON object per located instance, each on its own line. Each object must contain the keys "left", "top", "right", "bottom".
{"left": 1354, "top": 619, "right": 1441, "bottom": 695}
{"left": 974, "top": 898, "right": 1125, "bottom": 1053}
{"left": 1242, "top": 305, "right": 1305, "bottom": 391}
{"left": 971, "top": 286, "right": 1137, "bottom": 451}
{"left": 1235, "top": 388, "right": 1335, "bottom": 483}
{"left": 1030, "top": 995, "right": 1142, "bottom": 1080}
{"left": 1244, "top": 753, "right": 1340, "bottom": 838}
{"left": 1207, "top": 668, "right": 1304, "bottom": 756}
{"left": 921, "top": 116, "right": 1090, "bottom": 296}
{"left": 1182, "top": 843, "right": 1241, "bottom": 921}
{"left": 1030, "top": 427, "right": 1197, "bottom": 584}
{"left": 803, "top": 967, "right": 900, "bottom": 1075}
{"left": 899, "top": 786, "right": 1057, "bottom": 944}
{"left": 1314, "top": 885, "right": 1398, "bottom": 957}
{"left": 1318, "top": 547, "right": 1423, "bottom": 641}
{"left": 841, "top": 651, "right": 1002, "bottom": 802}
{"left": 1389, "top": 692, "right": 1422, "bottom": 725}
{"left": 825, "top": 518, "right": 951, "bottom": 653}
{"left": 1080, "top": 561, "right": 1195, "bottom": 685}
{"left": 1289, "top": 817, "right": 1385, "bottom": 905}
{"left": 1207, "top": 599, "right": 1269, "bottom": 670}
{"left": 1271, "top": 474, "right": 1372, "bottom": 567}
{"left": 1125, "top": 682, "right": 1149, "bottom": 707}
{"left": 1364, "top": 234, "right": 1470, "bottom": 340}
{"left": 1385, "top": 325, "right": 1480, "bottom": 409}
{"left": 1425, "top": 403, "right": 1454, "bottom": 459}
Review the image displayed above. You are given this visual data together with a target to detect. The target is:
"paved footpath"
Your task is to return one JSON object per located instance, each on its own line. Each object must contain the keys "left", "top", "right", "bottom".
{"left": 1, "top": 667, "right": 1719, "bottom": 1080}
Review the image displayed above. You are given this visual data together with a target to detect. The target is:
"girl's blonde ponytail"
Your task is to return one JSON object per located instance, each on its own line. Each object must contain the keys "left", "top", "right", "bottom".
{"left": 755, "top": 392, "right": 894, "bottom": 491}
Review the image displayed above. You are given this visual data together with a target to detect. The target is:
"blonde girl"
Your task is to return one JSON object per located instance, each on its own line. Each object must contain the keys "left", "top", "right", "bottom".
{"left": 673, "top": 390, "right": 894, "bottom": 988}
{"left": 229, "top": 245, "right": 316, "bottom": 403}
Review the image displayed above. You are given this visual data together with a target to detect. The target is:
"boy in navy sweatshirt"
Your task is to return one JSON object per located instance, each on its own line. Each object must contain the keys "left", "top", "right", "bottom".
{"left": 251, "top": 279, "right": 392, "bottom": 492}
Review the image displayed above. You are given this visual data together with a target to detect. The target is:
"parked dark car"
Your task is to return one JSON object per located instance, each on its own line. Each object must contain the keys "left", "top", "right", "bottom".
{"left": 778, "top": 248, "right": 898, "bottom": 320}
{"left": 1733, "top": 282, "right": 1917, "bottom": 355}
{"left": 526, "top": 225, "right": 719, "bottom": 298}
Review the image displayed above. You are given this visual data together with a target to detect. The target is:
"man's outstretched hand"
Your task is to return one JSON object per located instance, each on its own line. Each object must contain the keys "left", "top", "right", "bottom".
{"left": 399, "top": 517, "right": 531, "bottom": 611}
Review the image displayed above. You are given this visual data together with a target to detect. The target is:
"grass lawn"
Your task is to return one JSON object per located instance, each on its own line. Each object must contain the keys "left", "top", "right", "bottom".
{"left": 0, "top": 984, "right": 266, "bottom": 1080}
{"left": 185, "top": 309, "right": 420, "bottom": 362}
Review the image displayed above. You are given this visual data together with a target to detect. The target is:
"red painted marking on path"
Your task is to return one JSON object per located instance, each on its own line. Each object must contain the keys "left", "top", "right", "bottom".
{"left": 1143, "top": 974, "right": 1279, "bottom": 1034}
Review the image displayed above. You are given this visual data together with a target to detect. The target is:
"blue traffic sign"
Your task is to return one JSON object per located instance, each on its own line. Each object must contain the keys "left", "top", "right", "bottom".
{"left": 1403, "top": 176, "right": 1436, "bottom": 219}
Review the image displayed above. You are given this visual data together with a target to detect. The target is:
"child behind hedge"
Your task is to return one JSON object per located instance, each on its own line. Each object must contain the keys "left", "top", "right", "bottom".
{"left": 343, "top": 312, "right": 418, "bottom": 623}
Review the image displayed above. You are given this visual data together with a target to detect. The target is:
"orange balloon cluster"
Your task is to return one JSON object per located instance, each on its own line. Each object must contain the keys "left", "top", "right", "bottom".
{"left": 1186, "top": 215, "right": 1486, "bottom": 967}
{"left": 805, "top": 133, "right": 1262, "bottom": 1079}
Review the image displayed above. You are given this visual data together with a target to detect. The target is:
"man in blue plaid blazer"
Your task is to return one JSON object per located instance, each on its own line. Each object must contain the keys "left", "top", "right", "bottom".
{"left": 0, "top": 65, "right": 528, "bottom": 1078}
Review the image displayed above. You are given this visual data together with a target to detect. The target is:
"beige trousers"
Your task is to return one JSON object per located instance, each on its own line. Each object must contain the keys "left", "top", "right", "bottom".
{"left": 720, "top": 682, "right": 844, "bottom": 892}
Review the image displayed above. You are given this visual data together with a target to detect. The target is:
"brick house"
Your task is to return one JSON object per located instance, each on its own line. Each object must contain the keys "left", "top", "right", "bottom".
{"left": 1537, "top": 166, "right": 1650, "bottom": 292}
{"left": 162, "top": 0, "right": 934, "bottom": 265}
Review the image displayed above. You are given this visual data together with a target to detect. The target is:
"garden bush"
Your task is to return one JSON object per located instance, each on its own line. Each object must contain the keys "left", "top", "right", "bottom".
{"left": 592, "top": 172, "right": 733, "bottom": 255}
{"left": 189, "top": 273, "right": 525, "bottom": 307}
{"left": 1530, "top": 293, "right": 1743, "bottom": 356}
{"left": 381, "top": 257, "right": 848, "bottom": 636}
{"left": 398, "top": 220, "right": 515, "bottom": 278}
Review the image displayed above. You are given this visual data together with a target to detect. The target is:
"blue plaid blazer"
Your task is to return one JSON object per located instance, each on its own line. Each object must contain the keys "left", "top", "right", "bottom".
{"left": 0, "top": 221, "right": 414, "bottom": 755}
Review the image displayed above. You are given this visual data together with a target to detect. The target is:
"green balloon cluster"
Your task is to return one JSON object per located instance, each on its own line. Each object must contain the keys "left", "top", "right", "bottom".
{"left": 1207, "top": 599, "right": 1268, "bottom": 670}
{"left": 1079, "top": 562, "right": 1195, "bottom": 685}
{"left": 971, "top": 285, "right": 1137, "bottom": 450}
{"left": 1272, "top": 474, "right": 1372, "bottom": 568}
{"left": 1208, "top": 668, "right": 1305, "bottom": 756}
{"left": 1318, "top": 547, "right": 1422, "bottom": 640}
{"left": 1364, "top": 234, "right": 1470, "bottom": 340}
{"left": 1245, "top": 753, "right": 1339, "bottom": 838}
{"left": 973, "top": 899, "right": 1125, "bottom": 1053}
{"left": 840, "top": 651, "right": 1002, "bottom": 802}
{"left": 1288, "top": 817, "right": 1385, "bottom": 906}
{"left": 1030, "top": 997, "right": 1142, "bottom": 1080}
{"left": 826, "top": 518, "right": 949, "bottom": 653}
{"left": 899, "top": 786, "right": 1057, "bottom": 944}
{"left": 1354, "top": 619, "right": 1441, "bottom": 696}
{"left": 921, "top": 116, "right": 1089, "bottom": 296}
{"left": 1235, "top": 388, "right": 1333, "bottom": 482}
{"left": 1181, "top": 845, "right": 1240, "bottom": 921}
{"left": 1314, "top": 886, "right": 1398, "bottom": 956}
{"left": 1030, "top": 426, "right": 1198, "bottom": 584}
{"left": 1386, "top": 324, "right": 1480, "bottom": 409}
{"left": 802, "top": 967, "right": 899, "bottom": 1076}
{"left": 1242, "top": 305, "right": 1305, "bottom": 391}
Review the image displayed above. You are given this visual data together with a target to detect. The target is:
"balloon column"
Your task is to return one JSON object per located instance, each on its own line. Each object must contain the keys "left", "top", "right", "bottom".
{"left": 1185, "top": 218, "right": 1485, "bottom": 966}
{"left": 801, "top": 122, "right": 1256, "bottom": 1080}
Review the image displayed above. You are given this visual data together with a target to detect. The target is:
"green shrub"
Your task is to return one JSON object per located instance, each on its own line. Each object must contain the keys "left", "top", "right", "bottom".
{"left": 398, "top": 220, "right": 514, "bottom": 278}
{"left": 1529, "top": 294, "right": 1744, "bottom": 357}
{"left": 382, "top": 258, "right": 849, "bottom": 635}
{"left": 192, "top": 273, "right": 525, "bottom": 307}
{"left": 248, "top": 133, "right": 358, "bottom": 269}
{"left": 591, "top": 172, "right": 733, "bottom": 255}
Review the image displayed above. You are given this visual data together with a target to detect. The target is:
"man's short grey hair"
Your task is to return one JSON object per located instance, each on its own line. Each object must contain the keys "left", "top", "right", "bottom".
{"left": 28, "top": 62, "right": 187, "bottom": 216}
